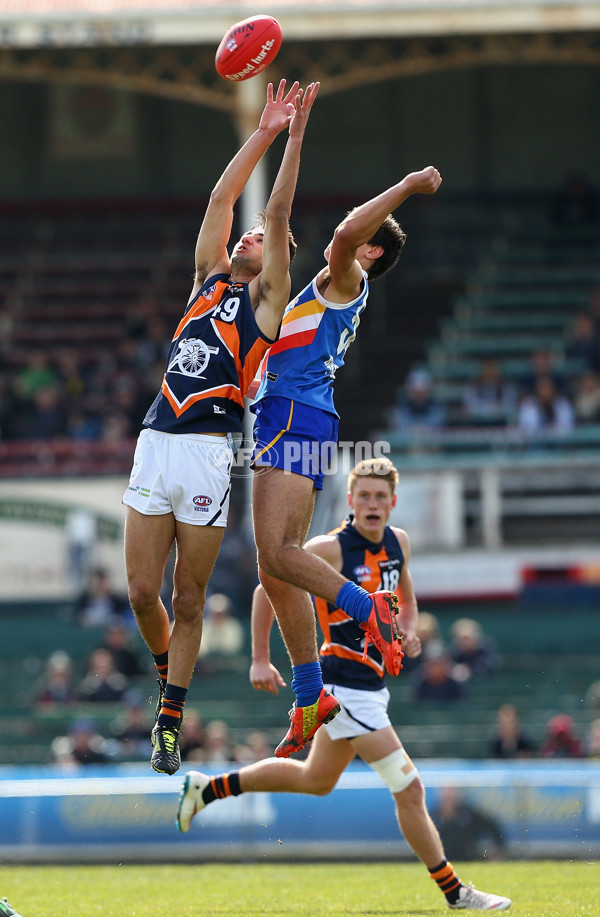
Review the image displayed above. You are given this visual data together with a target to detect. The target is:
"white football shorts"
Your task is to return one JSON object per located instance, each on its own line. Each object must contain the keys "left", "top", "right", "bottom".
{"left": 122, "top": 428, "right": 233, "bottom": 527}
{"left": 323, "top": 684, "right": 392, "bottom": 740}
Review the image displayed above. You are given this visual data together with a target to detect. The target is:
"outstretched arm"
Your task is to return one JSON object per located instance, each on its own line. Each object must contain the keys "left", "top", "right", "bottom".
{"left": 253, "top": 82, "right": 320, "bottom": 341}
{"left": 249, "top": 584, "right": 287, "bottom": 694}
{"left": 327, "top": 166, "right": 442, "bottom": 297}
{"left": 193, "top": 80, "right": 300, "bottom": 290}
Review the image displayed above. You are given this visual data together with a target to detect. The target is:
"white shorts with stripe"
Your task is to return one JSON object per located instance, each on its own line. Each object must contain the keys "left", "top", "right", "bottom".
{"left": 122, "top": 428, "right": 233, "bottom": 527}
{"left": 323, "top": 684, "right": 392, "bottom": 740}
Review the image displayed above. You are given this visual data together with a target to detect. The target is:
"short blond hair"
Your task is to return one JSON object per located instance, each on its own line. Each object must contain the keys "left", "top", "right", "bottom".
{"left": 347, "top": 457, "right": 399, "bottom": 495}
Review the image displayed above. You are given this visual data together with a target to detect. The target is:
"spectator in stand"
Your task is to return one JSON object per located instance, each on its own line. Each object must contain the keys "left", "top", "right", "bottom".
{"left": 551, "top": 171, "right": 599, "bottom": 227}
{"left": 79, "top": 648, "right": 129, "bottom": 704}
{"left": 233, "top": 729, "right": 272, "bottom": 763}
{"left": 489, "top": 703, "right": 535, "bottom": 759}
{"left": 540, "top": 714, "right": 585, "bottom": 759}
{"left": 574, "top": 371, "right": 600, "bottom": 424}
{"left": 391, "top": 369, "right": 446, "bottom": 435}
{"left": 413, "top": 643, "right": 465, "bottom": 703}
{"left": 101, "top": 622, "right": 145, "bottom": 679}
{"left": 196, "top": 592, "right": 245, "bottom": 674}
{"left": 565, "top": 311, "right": 600, "bottom": 373}
{"left": 35, "top": 650, "right": 78, "bottom": 708}
{"left": 111, "top": 689, "right": 154, "bottom": 759}
{"left": 136, "top": 315, "right": 172, "bottom": 367}
{"left": 449, "top": 617, "right": 497, "bottom": 680}
{"left": 12, "top": 385, "right": 68, "bottom": 440}
{"left": 203, "top": 719, "right": 234, "bottom": 764}
{"left": 585, "top": 718, "right": 600, "bottom": 758}
{"left": 56, "top": 348, "right": 88, "bottom": 402}
{"left": 51, "top": 717, "right": 112, "bottom": 766}
{"left": 65, "top": 405, "right": 103, "bottom": 441}
{"left": 402, "top": 610, "right": 440, "bottom": 676}
{"left": 15, "top": 349, "right": 58, "bottom": 401}
{"left": 519, "top": 348, "right": 565, "bottom": 396}
{"left": 179, "top": 709, "right": 207, "bottom": 763}
{"left": 518, "top": 374, "right": 575, "bottom": 436}
{"left": 462, "top": 358, "right": 517, "bottom": 426}
{"left": 584, "top": 679, "right": 600, "bottom": 712}
{"left": 75, "top": 567, "right": 130, "bottom": 629}
{"left": 431, "top": 786, "right": 506, "bottom": 861}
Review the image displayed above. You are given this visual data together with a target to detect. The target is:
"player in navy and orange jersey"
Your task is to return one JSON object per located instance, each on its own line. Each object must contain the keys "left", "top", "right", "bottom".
{"left": 122, "top": 79, "right": 320, "bottom": 775}
{"left": 249, "top": 166, "right": 442, "bottom": 757}
{"left": 177, "top": 458, "right": 511, "bottom": 912}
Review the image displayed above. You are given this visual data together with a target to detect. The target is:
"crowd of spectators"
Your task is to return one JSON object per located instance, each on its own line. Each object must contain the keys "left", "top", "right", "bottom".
{"left": 28, "top": 604, "right": 600, "bottom": 766}
{"left": 0, "top": 296, "right": 173, "bottom": 445}
{"left": 389, "top": 320, "right": 600, "bottom": 441}
{"left": 401, "top": 611, "right": 598, "bottom": 761}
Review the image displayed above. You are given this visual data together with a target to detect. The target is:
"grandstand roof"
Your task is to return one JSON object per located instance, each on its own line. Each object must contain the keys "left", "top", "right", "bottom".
{"left": 0, "top": 1, "right": 599, "bottom": 48}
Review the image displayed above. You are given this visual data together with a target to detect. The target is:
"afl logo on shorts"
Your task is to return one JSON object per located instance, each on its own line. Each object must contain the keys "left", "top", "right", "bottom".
{"left": 353, "top": 564, "right": 371, "bottom": 584}
{"left": 193, "top": 495, "right": 212, "bottom": 512}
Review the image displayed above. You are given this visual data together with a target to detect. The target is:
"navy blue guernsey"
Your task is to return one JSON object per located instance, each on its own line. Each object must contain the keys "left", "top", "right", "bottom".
{"left": 144, "top": 273, "right": 273, "bottom": 435}
{"left": 315, "top": 520, "right": 405, "bottom": 690}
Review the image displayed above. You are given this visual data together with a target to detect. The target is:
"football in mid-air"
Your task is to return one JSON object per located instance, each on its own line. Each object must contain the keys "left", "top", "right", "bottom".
{"left": 215, "top": 15, "right": 282, "bottom": 82}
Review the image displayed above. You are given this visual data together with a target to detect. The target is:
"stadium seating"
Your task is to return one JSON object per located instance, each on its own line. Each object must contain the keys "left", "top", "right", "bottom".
{"left": 1, "top": 599, "right": 597, "bottom": 764}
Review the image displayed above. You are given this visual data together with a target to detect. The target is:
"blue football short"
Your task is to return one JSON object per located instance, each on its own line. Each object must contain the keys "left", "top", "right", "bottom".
{"left": 251, "top": 395, "right": 339, "bottom": 490}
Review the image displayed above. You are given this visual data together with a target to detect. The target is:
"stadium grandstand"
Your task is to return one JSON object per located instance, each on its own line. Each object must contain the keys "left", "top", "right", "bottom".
{"left": 0, "top": 0, "right": 599, "bottom": 866}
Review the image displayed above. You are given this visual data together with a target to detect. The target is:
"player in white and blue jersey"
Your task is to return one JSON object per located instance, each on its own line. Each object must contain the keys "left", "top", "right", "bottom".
{"left": 248, "top": 166, "right": 443, "bottom": 758}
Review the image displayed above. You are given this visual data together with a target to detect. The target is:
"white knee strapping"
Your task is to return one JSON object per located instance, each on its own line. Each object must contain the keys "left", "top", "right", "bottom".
{"left": 370, "top": 747, "right": 419, "bottom": 794}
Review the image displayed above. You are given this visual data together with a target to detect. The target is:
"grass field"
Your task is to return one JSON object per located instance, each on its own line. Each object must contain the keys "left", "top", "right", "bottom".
{"left": 2, "top": 861, "right": 599, "bottom": 917}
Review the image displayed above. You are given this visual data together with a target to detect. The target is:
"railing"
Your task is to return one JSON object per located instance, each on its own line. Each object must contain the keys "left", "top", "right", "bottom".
{"left": 0, "top": 438, "right": 136, "bottom": 477}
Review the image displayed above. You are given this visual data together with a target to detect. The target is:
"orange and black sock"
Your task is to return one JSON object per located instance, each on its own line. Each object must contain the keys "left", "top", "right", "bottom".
{"left": 429, "top": 859, "right": 463, "bottom": 905}
{"left": 202, "top": 772, "right": 242, "bottom": 805}
{"left": 153, "top": 651, "right": 169, "bottom": 688}
{"left": 156, "top": 683, "right": 187, "bottom": 730}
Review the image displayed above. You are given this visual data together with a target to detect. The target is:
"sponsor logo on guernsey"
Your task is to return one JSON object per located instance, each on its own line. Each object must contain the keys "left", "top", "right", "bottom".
{"left": 193, "top": 495, "right": 212, "bottom": 512}
{"left": 228, "top": 283, "right": 244, "bottom": 294}
{"left": 266, "top": 371, "right": 278, "bottom": 383}
{"left": 128, "top": 484, "right": 151, "bottom": 499}
{"left": 353, "top": 564, "right": 371, "bottom": 584}
{"left": 213, "top": 405, "right": 227, "bottom": 415}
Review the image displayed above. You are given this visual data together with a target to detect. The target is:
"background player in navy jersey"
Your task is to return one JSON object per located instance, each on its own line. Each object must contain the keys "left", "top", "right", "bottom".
{"left": 249, "top": 166, "right": 442, "bottom": 756}
{"left": 122, "top": 79, "right": 319, "bottom": 775}
{"left": 177, "top": 458, "right": 511, "bottom": 912}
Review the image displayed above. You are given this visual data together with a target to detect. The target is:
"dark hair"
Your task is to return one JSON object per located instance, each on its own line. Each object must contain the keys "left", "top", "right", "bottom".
{"left": 253, "top": 210, "right": 297, "bottom": 264}
{"left": 367, "top": 215, "right": 406, "bottom": 281}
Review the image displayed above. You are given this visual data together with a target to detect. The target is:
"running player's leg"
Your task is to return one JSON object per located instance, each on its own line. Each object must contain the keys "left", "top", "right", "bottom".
{"left": 353, "top": 727, "right": 511, "bottom": 910}
{"left": 177, "top": 725, "right": 354, "bottom": 832}
{"left": 353, "top": 727, "right": 443, "bottom": 866}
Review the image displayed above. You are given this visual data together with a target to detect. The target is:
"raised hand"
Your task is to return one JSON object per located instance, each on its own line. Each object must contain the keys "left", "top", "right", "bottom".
{"left": 406, "top": 166, "right": 442, "bottom": 195}
{"left": 289, "top": 81, "right": 320, "bottom": 139}
{"left": 259, "top": 79, "right": 302, "bottom": 135}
